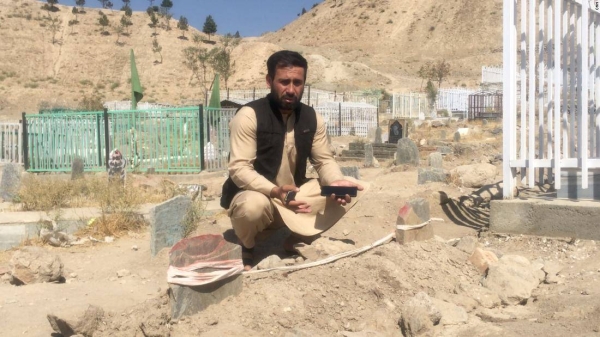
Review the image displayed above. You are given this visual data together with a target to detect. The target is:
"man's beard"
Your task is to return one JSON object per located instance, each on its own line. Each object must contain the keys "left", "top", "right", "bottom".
{"left": 272, "top": 89, "right": 304, "bottom": 111}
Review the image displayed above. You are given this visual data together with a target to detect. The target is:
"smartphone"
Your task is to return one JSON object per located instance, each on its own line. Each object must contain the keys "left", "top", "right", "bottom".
{"left": 320, "top": 186, "right": 358, "bottom": 198}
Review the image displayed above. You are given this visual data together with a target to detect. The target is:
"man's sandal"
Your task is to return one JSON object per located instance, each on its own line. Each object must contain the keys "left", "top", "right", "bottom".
{"left": 241, "top": 246, "right": 254, "bottom": 271}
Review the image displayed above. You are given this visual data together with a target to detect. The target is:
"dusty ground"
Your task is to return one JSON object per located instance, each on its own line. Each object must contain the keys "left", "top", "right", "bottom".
{"left": 1, "top": 120, "right": 599, "bottom": 337}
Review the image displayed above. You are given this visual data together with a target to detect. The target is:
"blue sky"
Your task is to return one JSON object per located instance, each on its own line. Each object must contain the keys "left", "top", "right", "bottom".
{"left": 60, "top": 0, "right": 324, "bottom": 37}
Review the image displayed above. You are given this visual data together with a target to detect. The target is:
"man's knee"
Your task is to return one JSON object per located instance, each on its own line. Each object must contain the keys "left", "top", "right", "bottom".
{"left": 229, "top": 191, "right": 272, "bottom": 223}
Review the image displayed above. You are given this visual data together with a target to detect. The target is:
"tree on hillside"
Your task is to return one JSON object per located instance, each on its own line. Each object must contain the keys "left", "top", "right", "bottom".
{"left": 192, "top": 33, "right": 202, "bottom": 46}
{"left": 71, "top": 6, "right": 79, "bottom": 21}
{"left": 211, "top": 48, "right": 235, "bottom": 91}
{"left": 163, "top": 13, "right": 172, "bottom": 31}
{"left": 160, "top": 0, "right": 173, "bottom": 16}
{"left": 152, "top": 37, "right": 162, "bottom": 63}
{"left": 122, "top": 0, "right": 130, "bottom": 9}
{"left": 177, "top": 16, "right": 189, "bottom": 38}
{"left": 98, "top": 0, "right": 107, "bottom": 8}
{"left": 105, "top": 1, "right": 113, "bottom": 9}
{"left": 120, "top": 13, "right": 132, "bottom": 35}
{"left": 202, "top": 15, "right": 217, "bottom": 41}
{"left": 148, "top": 0, "right": 154, "bottom": 7}
{"left": 98, "top": 13, "right": 110, "bottom": 34}
{"left": 301, "top": 7, "right": 307, "bottom": 15}
{"left": 425, "top": 80, "right": 437, "bottom": 111}
{"left": 46, "top": 0, "right": 58, "bottom": 11}
{"left": 183, "top": 46, "right": 216, "bottom": 90}
{"left": 115, "top": 20, "right": 125, "bottom": 44}
{"left": 234, "top": 31, "right": 240, "bottom": 38}
{"left": 149, "top": 12, "right": 159, "bottom": 35}
{"left": 125, "top": 6, "right": 132, "bottom": 17}
{"left": 433, "top": 59, "right": 451, "bottom": 88}
{"left": 75, "top": 0, "right": 85, "bottom": 12}
{"left": 183, "top": 47, "right": 201, "bottom": 85}
{"left": 417, "top": 61, "right": 434, "bottom": 90}
{"left": 49, "top": 16, "right": 62, "bottom": 44}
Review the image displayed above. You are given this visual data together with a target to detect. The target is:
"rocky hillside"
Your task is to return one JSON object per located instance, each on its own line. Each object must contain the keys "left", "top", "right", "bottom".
{"left": 0, "top": 0, "right": 503, "bottom": 119}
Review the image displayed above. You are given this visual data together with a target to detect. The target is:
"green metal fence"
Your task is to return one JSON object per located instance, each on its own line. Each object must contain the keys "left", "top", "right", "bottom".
{"left": 24, "top": 106, "right": 236, "bottom": 173}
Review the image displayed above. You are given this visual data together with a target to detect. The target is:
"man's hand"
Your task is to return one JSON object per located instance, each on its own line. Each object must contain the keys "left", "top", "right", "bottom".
{"left": 270, "top": 185, "right": 312, "bottom": 213}
{"left": 328, "top": 180, "right": 364, "bottom": 206}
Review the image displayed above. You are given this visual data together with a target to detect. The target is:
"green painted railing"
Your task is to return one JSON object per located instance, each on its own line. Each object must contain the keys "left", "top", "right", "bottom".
{"left": 24, "top": 107, "right": 236, "bottom": 173}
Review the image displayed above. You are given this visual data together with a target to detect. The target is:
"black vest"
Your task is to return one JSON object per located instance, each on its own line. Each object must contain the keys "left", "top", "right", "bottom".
{"left": 220, "top": 94, "right": 317, "bottom": 209}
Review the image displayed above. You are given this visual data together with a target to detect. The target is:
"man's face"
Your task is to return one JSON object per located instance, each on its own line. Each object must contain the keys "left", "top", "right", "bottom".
{"left": 266, "top": 65, "right": 305, "bottom": 112}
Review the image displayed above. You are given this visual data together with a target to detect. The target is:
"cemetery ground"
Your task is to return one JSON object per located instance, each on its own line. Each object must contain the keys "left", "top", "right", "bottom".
{"left": 1, "top": 119, "right": 600, "bottom": 337}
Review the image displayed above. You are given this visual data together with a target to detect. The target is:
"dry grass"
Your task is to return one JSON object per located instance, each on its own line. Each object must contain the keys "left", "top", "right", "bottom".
{"left": 182, "top": 200, "right": 205, "bottom": 238}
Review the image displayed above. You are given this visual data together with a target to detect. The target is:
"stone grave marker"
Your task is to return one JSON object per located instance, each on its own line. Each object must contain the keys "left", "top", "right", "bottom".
{"left": 364, "top": 143, "right": 374, "bottom": 168}
{"left": 0, "top": 163, "right": 21, "bottom": 201}
{"left": 395, "top": 138, "right": 419, "bottom": 166}
{"left": 71, "top": 157, "right": 84, "bottom": 180}
{"left": 396, "top": 198, "right": 434, "bottom": 244}
{"left": 150, "top": 195, "right": 192, "bottom": 256}
{"left": 418, "top": 168, "right": 449, "bottom": 185}
{"left": 340, "top": 166, "right": 360, "bottom": 180}
{"left": 428, "top": 152, "right": 443, "bottom": 169}
{"left": 454, "top": 131, "right": 461, "bottom": 142}
{"left": 375, "top": 127, "right": 383, "bottom": 144}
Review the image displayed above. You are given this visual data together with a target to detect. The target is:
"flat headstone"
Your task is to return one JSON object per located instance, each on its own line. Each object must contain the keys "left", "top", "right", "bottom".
{"left": 395, "top": 138, "right": 419, "bottom": 166}
{"left": 340, "top": 166, "right": 360, "bottom": 180}
{"left": 147, "top": 167, "right": 156, "bottom": 174}
{"left": 0, "top": 163, "right": 21, "bottom": 201}
{"left": 418, "top": 168, "right": 449, "bottom": 185}
{"left": 150, "top": 195, "right": 192, "bottom": 256}
{"left": 375, "top": 127, "right": 383, "bottom": 144}
{"left": 71, "top": 157, "right": 84, "bottom": 180}
{"left": 428, "top": 152, "right": 443, "bottom": 169}
{"left": 364, "top": 143, "right": 374, "bottom": 168}
{"left": 453, "top": 131, "right": 461, "bottom": 142}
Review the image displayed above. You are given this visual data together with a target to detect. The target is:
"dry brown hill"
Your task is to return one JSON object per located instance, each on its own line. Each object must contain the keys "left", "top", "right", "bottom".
{"left": 261, "top": 0, "right": 503, "bottom": 90}
{"left": 0, "top": 0, "right": 502, "bottom": 120}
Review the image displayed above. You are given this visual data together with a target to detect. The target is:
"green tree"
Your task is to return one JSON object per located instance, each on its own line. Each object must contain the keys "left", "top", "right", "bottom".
{"left": 417, "top": 61, "right": 433, "bottom": 90}
{"left": 105, "top": 0, "right": 113, "bottom": 9}
{"left": 47, "top": 0, "right": 58, "bottom": 10}
{"left": 49, "top": 16, "right": 62, "bottom": 44}
{"left": 301, "top": 7, "right": 307, "bottom": 15}
{"left": 433, "top": 59, "right": 451, "bottom": 88}
{"left": 75, "top": 0, "right": 85, "bottom": 11}
{"left": 177, "top": 16, "right": 189, "bottom": 37}
{"left": 98, "top": 0, "right": 107, "bottom": 8}
{"left": 211, "top": 48, "right": 235, "bottom": 90}
{"left": 152, "top": 37, "right": 162, "bottom": 63}
{"left": 122, "top": 0, "right": 130, "bottom": 9}
{"left": 71, "top": 6, "right": 79, "bottom": 21}
{"left": 149, "top": 12, "right": 159, "bottom": 35}
{"left": 234, "top": 31, "right": 240, "bottom": 38}
{"left": 425, "top": 80, "right": 437, "bottom": 110}
{"left": 119, "top": 13, "right": 131, "bottom": 34}
{"left": 98, "top": 13, "right": 109, "bottom": 34}
{"left": 125, "top": 6, "right": 132, "bottom": 17}
{"left": 202, "top": 15, "right": 217, "bottom": 41}
{"left": 163, "top": 13, "right": 172, "bottom": 31}
{"left": 160, "top": 0, "right": 173, "bottom": 15}
{"left": 115, "top": 20, "right": 125, "bottom": 44}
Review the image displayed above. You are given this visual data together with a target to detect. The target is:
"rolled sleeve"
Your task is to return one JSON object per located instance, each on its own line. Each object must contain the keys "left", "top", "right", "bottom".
{"left": 228, "top": 107, "right": 277, "bottom": 196}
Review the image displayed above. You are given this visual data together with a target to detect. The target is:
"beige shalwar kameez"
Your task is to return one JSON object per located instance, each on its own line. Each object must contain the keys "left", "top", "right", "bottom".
{"left": 227, "top": 106, "right": 369, "bottom": 248}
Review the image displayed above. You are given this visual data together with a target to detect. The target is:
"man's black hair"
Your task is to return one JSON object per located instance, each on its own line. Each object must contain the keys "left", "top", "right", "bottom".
{"left": 266, "top": 50, "right": 308, "bottom": 80}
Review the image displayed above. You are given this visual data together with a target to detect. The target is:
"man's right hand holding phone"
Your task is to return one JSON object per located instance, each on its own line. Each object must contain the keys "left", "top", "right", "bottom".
{"left": 270, "top": 185, "right": 312, "bottom": 213}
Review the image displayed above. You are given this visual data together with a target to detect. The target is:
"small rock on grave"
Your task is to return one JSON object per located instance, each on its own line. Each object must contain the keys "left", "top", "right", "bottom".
{"left": 0, "top": 163, "right": 21, "bottom": 201}
{"left": 340, "top": 166, "right": 360, "bottom": 180}
{"left": 257, "top": 255, "right": 283, "bottom": 270}
{"left": 428, "top": 152, "right": 443, "bottom": 169}
{"left": 396, "top": 138, "right": 419, "bottom": 166}
{"left": 47, "top": 305, "right": 104, "bottom": 337}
